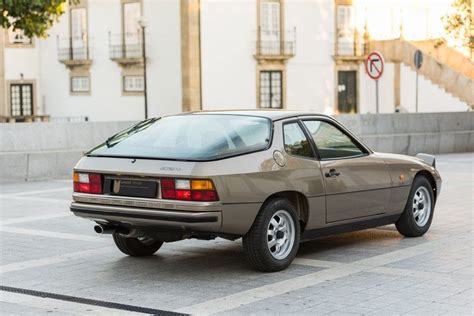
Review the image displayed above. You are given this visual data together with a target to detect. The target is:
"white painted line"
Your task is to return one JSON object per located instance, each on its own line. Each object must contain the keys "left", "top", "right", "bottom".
{"left": 177, "top": 235, "right": 460, "bottom": 315}
{"left": 367, "top": 266, "right": 461, "bottom": 281}
{"left": 1, "top": 213, "right": 71, "bottom": 226}
{"left": 0, "top": 195, "right": 69, "bottom": 203}
{"left": 0, "top": 227, "right": 106, "bottom": 243}
{"left": 0, "top": 247, "right": 113, "bottom": 274}
{"left": 353, "top": 237, "right": 448, "bottom": 267}
{"left": 0, "top": 291, "right": 141, "bottom": 315}
{"left": 0, "top": 243, "right": 196, "bottom": 275}
{"left": 293, "top": 258, "right": 343, "bottom": 268}
{"left": 177, "top": 264, "right": 364, "bottom": 315}
{"left": 1, "top": 187, "right": 71, "bottom": 197}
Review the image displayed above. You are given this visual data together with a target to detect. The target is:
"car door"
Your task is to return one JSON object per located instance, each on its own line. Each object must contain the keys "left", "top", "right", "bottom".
{"left": 301, "top": 119, "right": 392, "bottom": 223}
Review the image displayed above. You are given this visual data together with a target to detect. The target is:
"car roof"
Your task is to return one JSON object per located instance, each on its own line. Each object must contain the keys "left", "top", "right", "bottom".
{"left": 182, "top": 110, "right": 331, "bottom": 121}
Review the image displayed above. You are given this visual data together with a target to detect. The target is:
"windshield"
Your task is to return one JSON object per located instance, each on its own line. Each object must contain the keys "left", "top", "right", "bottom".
{"left": 88, "top": 114, "right": 272, "bottom": 161}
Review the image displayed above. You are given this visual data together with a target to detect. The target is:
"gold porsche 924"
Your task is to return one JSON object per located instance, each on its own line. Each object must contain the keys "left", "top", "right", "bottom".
{"left": 71, "top": 111, "right": 441, "bottom": 272}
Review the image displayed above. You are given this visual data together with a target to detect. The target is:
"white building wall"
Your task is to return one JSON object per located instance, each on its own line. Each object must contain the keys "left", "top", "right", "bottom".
{"left": 359, "top": 63, "right": 395, "bottom": 114}
{"left": 399, "top": 64, "right": 468, "bottom": 113}
{"left": 200, "top": 0, "right": 257, "bottom": 110}
{"left": 145, "top": 0, "right": 182, "bottom": 117}
{"left": 4, "top": 0, "right": 470, "bottom": 121}
{"left": 4, "top": 44, "right": 42, "bottom": 114}
{"left": 285, "top": 0, "right": 334, "bottom": 113}
{"left": 38, "top": 0, "right": 182, "bottom": 121}
{"left": 200, "top": 0, "right": 336, "bottom": 112}
{"left": 39, "top": 1, "right": 137, "bottom": 121}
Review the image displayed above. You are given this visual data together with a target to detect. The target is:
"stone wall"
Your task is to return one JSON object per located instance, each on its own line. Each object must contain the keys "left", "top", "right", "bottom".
{"left": 336, "top": 112, "right": 474, "bottom": 155}
{"left": 0, "top": 121, "right": 133, "bottom": 182}
{"left": 0, "top": 112, "right": 472, "bottom": 182}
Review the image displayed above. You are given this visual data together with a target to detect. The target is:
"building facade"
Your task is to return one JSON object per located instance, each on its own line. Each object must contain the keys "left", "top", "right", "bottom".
{"left": 0, "top": 0, "right": 471, "bottom": 122}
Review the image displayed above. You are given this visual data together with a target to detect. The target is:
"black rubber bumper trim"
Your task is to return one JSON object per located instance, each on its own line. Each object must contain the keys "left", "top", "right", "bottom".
{"left": 0, "top": 285, "right": 187, "bottom": 316}
{"left": 301, "top": 214, "right": 401, "bottom": 242}
{"left": 70, "top": 207, "right": 218, "bottom": 223}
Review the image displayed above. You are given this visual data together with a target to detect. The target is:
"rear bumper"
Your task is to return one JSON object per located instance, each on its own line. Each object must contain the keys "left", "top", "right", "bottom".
{"left": 70, "top": 201, "right": 222, "bottom": 232}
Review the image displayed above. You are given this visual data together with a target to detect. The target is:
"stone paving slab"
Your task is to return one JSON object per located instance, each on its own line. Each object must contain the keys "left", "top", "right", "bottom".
{"left": 0, "top": 153, "right": 472, "bottom": 315}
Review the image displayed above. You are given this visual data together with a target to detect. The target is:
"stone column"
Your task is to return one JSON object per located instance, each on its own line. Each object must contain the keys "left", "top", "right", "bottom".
{"left": 394, "top": 62, "right": 400, "bottom": 111}
{"left": 180, "top": 0, "right": 202, "bottom": 112}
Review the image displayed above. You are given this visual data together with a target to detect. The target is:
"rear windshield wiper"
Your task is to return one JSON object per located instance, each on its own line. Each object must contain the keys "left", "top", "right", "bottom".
{"left": 105, "top": 117, "right": 160, "bottom": 148}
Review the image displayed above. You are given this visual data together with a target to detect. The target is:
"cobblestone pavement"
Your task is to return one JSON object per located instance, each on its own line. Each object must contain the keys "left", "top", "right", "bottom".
{"left": 0, "top": 153, "right": 472, "bottom": 315}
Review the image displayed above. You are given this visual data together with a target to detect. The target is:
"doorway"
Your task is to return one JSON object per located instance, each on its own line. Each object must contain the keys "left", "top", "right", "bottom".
{"left": 337, "top": 70, "right": 357, "bottom": 113}
{"left": 10, "top": 84, "right": 33, "bottom": 117}
{"left": 259, "top": 70, "right": 283, "bottom": 109}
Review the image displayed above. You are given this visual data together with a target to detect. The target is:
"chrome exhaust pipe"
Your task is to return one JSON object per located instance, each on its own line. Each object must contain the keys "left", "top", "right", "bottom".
{"left": 94, "top": 225, "right": 115, "bottom": 234}
{"left": 94, "top": 225, "right": 129, "bottom": 235}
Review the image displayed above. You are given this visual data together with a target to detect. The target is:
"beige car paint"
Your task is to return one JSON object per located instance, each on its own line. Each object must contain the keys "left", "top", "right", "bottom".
{"left": 71, "top": 111, "right": 441, "bottom": 238}
{"left": 321, "top": 155, "right": 392, "bottom": 223}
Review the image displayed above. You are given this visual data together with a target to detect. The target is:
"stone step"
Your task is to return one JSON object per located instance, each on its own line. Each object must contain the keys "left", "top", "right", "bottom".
{"left": 372, "top": 39, "right": 474, "bottom": 107}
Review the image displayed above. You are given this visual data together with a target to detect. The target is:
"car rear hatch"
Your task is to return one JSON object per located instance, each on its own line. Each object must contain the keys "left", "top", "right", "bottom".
{"left": 70, "top": 156, "right": 223, "bottom": 230}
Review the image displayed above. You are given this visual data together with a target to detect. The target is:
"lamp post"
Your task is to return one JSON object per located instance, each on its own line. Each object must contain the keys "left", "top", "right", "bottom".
{"left": 139, "top": 17, "right": 148, "bottom": 119}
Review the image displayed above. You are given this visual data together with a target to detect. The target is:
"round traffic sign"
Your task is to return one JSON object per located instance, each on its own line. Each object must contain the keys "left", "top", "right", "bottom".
{"left": 365, "top": 51, "right": 384, "bottom": 80}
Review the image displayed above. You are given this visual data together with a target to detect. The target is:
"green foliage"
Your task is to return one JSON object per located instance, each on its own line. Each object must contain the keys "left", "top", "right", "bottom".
{"left": 1, "top": 0, "right": 68, "bottom": 38}
{"left": 442, "top": 0, "right": 473, "bottom": 58}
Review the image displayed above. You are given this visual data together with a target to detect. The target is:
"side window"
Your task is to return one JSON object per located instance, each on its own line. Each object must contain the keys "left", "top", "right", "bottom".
{"left": 283, "top": 123, "right": 313, "bottom": 158}
{"left": 303, "top": 120, "right": 364, "bottom": 160}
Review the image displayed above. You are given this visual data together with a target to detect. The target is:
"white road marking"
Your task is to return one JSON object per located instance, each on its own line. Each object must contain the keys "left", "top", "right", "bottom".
{"left": 0, "top": 195, "right": 69, "bottom": 203}
{"left": 0, "top": 227, "right": 106, "bottom": 243}
{"left": 367, "top": 266, "right": 464, "bottom": 280}
{"left": 0, "top": 291, "right": 141, "bottom": 315}
{"left": 177, "top": 235, "right": 460, "bottom": 315}
{"left": 0, "top": 247, "right": 113, "bottom": 274}
{"left": 353, "top": 237, "right": 451, "bottom": 268}
{"left": 1, "top": 213, "right": 71, "bottom": 226}
{"left": 293, "top": 258, "right": 343, "bottom": 268}
{"left": 1, "top": 187, "right": 71, "bottom": 197}
{"left": 177, "top": 265, "right": 364, "bottom": 315}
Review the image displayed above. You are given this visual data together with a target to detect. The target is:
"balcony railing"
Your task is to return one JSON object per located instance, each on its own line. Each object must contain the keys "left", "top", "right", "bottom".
{"left": 57, "top": 36, "right": 91, "bottom": 64}
{"left": 50, "top": 116, "right": 89, "bottom": 122}
{"left": 254, "top": 28, "right": 296, "bottom": 59}
{"left": 0, "top": 115, "right": 50, "bottom": 123}
{"left": 109, "top": 32, "right": 143, "bottom": 62}
{"left": 335, "top": 39, "right": 369, "bottom": 58}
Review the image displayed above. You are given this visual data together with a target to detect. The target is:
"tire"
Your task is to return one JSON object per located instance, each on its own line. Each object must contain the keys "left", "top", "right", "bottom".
{"left": 113, "top": 233, "right": 163, "bottom": 256}
{"left": 243, "top": 198, "right": 300, "bottom": 272}
{"left": 396, "top": 176, "right": 434, "bottom": 237}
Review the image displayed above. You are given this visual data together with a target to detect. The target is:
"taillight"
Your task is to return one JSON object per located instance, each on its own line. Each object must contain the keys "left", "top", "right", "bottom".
{"left": 73, "top": 172, "right": 102, "bottom": 194}
{"left": 161, "top": 178, "right": 218, "bottom": 201}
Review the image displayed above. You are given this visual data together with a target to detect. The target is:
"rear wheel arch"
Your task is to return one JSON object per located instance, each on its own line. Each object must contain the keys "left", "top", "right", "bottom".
{"left": 414, "top": 170, "right": 437, "bottom": 202}
{"left": 261, "top": 191, "right": 309, "bottom": 232}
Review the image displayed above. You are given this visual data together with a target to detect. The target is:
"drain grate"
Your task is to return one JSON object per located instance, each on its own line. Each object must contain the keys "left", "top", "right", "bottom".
{"left": 0, "top": 285, "right": 188, "bottom": 316}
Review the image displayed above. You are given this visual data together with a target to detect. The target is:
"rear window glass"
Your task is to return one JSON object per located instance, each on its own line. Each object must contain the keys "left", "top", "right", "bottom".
{"left": 88, "top": 115, "right": 272, "bottom": 161}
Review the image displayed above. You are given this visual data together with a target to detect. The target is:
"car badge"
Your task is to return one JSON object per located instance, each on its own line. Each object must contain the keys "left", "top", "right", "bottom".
{"left": 131, "top": 159, "right": 137, "bottom": 163}
{"left": 113, "top": 180, "right": 121, "bottom": 193}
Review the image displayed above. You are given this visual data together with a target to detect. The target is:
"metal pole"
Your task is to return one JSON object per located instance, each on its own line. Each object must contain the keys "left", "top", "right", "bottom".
{"left": 415, "top": 69, "right": 419, "bottom": 113}
{"left": 142, "top": 26, "right": 148, "bottom": 120}
{"left": 69, "top": 36, "right": 73, "bottom": 60}
{"left": 375, "top": 80, "right": 379, "bottom": 113}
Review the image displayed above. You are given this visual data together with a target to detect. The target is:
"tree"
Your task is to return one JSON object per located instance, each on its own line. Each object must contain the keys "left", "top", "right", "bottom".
{"left": 442, "top": 0, "right": 473, "bottom": 59}
{"left": 1, "top": 0, "right": 68, "bottom": 38}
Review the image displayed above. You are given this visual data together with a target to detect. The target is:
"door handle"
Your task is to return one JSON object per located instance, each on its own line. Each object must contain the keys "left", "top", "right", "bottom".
{"left": 325, "top": 169, "right": 340, "bottom": 178}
